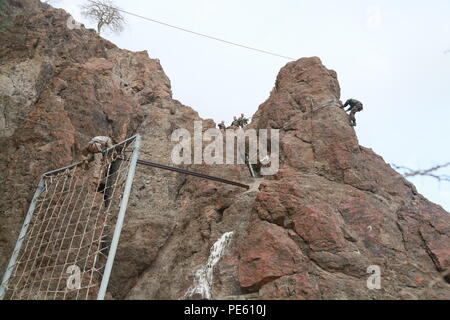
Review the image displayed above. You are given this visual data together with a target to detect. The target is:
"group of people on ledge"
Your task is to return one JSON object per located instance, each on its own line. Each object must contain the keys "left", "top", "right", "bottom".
{"left": 217, "top": 113, "right": 250, "bottom": 131}
{"left": 215, "top": 98, "right": 363, "bottom": 131}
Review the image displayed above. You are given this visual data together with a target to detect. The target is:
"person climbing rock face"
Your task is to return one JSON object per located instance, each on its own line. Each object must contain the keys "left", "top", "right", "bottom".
{"left": 218, "top": 120, "right": 226, "bottom": 131}
{"left": 238, "top": 113, "right": 249, "bottom": 128}
{"left": 82, "top": 136, "right": 114, "bottom": 190}
{"left": 230, "top": 116, "right": 239, "bottom": 128}
{"left": 342, "top": 98, "right": 364, "bottom": 127}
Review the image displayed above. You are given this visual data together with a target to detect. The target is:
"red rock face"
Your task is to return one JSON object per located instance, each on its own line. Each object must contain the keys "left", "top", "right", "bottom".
{"left": 237, "top": 57, "right": 450, "bottom": 299}
{"left": 0, "top": 0, "right": 449, "bottom": 300}
{"left": 238, "top": 220, "right": 305, "bottom": 291}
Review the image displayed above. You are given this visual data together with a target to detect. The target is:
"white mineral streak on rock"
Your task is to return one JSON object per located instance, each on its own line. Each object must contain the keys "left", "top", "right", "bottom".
{"left": 184, "top": 231, "right": 234, "bottom": 300}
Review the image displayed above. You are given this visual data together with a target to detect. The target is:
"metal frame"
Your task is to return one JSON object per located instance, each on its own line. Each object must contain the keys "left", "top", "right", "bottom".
{"left": 0, "top": 135, "right": 141, "bottom": 300}
{"left": 97, "top": 134, "right": 140, "bottom": 300}
{"left": 0, "top": 179, "right": 45, "bottom": 299}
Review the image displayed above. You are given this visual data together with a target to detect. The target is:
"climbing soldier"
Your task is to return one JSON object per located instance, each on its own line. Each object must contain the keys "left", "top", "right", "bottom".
{"left": 341, "top": 98, "right": 364, "bottom": 127}
{"left": 82, "top": 136, "right": 114, "bottom": 190}
{"left": 238, "top": 113, "right": 249, "bottom": 128}
{"left": 218, "top": 120, "right": 226, "bottom": 131}
{"left": 230, "top": 116, "right": 239, "bottom": 128}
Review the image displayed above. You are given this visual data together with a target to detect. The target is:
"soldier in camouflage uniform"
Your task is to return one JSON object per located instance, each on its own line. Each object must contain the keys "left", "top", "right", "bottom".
{"left": 82, "top": 136, "right": 114, "bottom": 190}
{"left": 230, "top": 116, "right": 239, "bottom": 128}
{"left": 342, "top": 98, "right": 364, "bottom": 127}
{"left": 218, "top": 121, "right": 226, "bottom": 131}
{"left": 238, "top": 113, "right": 249, "bottom": 128}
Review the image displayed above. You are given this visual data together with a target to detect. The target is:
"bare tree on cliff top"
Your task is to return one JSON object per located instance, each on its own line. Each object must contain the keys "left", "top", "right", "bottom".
{"left": 81, "top": 0, "right": 125, "bottom": 35}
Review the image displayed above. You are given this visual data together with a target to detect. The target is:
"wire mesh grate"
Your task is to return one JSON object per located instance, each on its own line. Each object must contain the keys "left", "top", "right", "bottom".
{"left": 0, "top": 135, "right": 140, "bottom": 300}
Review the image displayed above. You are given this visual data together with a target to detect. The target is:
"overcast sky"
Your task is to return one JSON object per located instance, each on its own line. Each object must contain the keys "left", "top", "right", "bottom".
{"left": 50, "top": 0, "right": 450, "bottom": 212}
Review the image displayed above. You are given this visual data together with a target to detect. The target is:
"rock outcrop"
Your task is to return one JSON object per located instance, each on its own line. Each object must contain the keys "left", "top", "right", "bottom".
{"left": 0, "top": 0, "right": 448, "bottom": 300}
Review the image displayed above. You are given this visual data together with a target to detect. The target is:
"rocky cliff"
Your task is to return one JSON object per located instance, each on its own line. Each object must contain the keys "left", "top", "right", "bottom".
{"left": 0, "top": 0, "right": 449, "bottom": 300}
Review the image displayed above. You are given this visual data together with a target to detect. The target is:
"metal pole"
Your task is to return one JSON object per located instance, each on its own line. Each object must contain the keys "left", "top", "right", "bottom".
{"left": 136, "top": 159, "right": 250, "bottom": 190}
{"left": 0, "top": 178, "right": 45, "bottom": 300}
{"left": 247, "top": 161, "right": 257, "bottom": 179}
{"left": 239, "top": 148, "right": 256, "bottom": 179}
{"left": 97, "top": 135, "right": 141, "bottom": 300}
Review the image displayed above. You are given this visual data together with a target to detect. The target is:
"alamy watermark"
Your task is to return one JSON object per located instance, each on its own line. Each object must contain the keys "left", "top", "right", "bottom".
{"left": 66, "top": 15, "right": 82, "bottom": 30}
{"left": 367, "top": 265, "right": 381, "bottom": 290}
{"left": 170, "top": 121, "right": 280, "bottom": 175}
{"left": 66, "top": 265, "right": 81, "bottom": 290}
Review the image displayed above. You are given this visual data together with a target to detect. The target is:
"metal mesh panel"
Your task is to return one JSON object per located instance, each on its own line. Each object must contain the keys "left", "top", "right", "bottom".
{"left": 0, "top": 135, "right": 140, "bottom": 300}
